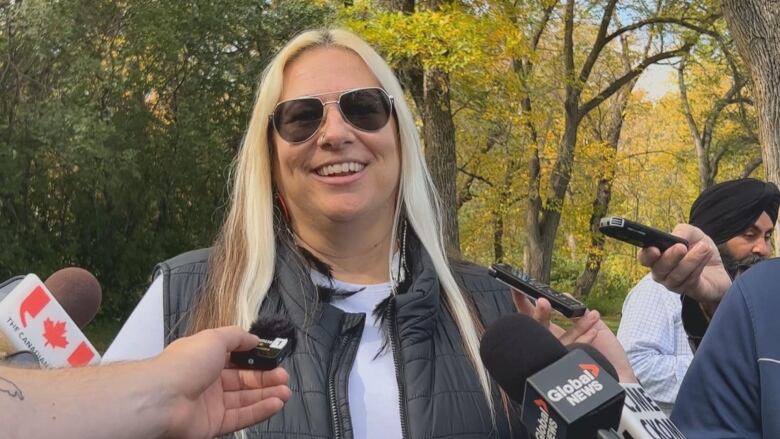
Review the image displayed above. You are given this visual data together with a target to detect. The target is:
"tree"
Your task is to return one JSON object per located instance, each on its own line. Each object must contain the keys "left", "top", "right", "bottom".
{"left": 0, "top": 0, "right": 333, "bottom": 320}
{"left": 520, "top": 0, "right": 713, "bottom": 282}
{"left": 573, "top": 30, "right": 652, "bottom": 299}
{"left": 721, "top": 1, "right": 780, "bottom": 191}
{"left": 676, "top": 34, "right": 760, "bottom": 190}
{"left": 379, "top": 0, "right": 462, "bottom": 255}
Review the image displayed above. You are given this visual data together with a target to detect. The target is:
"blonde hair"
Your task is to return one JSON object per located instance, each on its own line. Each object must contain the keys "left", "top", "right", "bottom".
{"left": 188, "top": 28, "right": 496, "bottom": 423}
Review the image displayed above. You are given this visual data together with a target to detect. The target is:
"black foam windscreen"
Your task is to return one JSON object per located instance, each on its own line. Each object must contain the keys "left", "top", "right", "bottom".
{"left": 479, "top": 314, "right": 568, "bottom": 402}
{"left": 249, "top": 316, "right": 297, "bottom": 352}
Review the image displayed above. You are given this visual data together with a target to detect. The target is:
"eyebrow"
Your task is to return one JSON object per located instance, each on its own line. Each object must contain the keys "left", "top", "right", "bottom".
{"left": 745, "top": 225, "right": 774, "bottom": 235}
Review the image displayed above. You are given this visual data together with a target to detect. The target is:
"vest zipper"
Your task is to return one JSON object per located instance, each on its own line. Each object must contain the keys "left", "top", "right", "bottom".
{"left": 387, "top": 300, "right": 410, "bottom": 439}
{"left": 328, "top": 333, "right": 352, "bottom": 439}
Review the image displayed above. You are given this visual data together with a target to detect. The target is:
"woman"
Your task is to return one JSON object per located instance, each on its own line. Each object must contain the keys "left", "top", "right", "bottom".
{"left": 105, "top": 28, "right": 628, "bottom": 438}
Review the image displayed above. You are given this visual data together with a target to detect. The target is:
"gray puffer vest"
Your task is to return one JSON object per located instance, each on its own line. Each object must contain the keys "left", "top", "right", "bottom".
{"left": 156, "top": 235, "right": 526, "bottom": 438}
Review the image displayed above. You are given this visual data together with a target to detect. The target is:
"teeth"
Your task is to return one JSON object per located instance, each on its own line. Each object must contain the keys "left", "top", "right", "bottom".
{"left": 317, "top": 162, "right": 365, "bottom": 176}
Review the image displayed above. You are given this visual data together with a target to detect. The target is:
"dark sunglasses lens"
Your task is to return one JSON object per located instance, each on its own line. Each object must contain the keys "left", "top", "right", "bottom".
{"left": 274, "top": 98, "right": 324, "bottom": 142}
{"left": 340, "top": 89, "right": 392, "bottom": 131}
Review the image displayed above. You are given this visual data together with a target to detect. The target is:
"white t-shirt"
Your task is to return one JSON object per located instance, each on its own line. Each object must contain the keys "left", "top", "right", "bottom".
{"left": 311, "top": 272, "right": 402, "bottom": 439}
{"left": 103, "top": 272, "right": 403, "bottom": 439}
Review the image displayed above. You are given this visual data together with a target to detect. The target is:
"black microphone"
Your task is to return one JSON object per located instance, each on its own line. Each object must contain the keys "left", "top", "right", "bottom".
{"left": 567, "top": 345, "right": 685, "bottom": 438}
{"left": 484, "top": 319, "right": 685, "bottom": 439}
{"left": 480, "top": 314, "right": 625, "bottom": 438}
{"left": 230, "top": 316, "right": 296, "bottom": 370}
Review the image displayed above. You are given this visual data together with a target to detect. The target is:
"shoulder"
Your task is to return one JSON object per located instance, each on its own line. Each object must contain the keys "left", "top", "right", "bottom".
{"left": 715, "top": 258, "right": 780, "bottom": 341}
{"left": 154, "top": 248, "right": 212, "bottom": 278}
{"left": 154, "top": 248, "right": 213, "bottom": 344}
{"left": 450, "top": 259, "right": 506, "bottom": 294}
{"left": 449, "top": 259, "right": 515, "bottom": 323}
{"left": 731, "top": 258, "right": 780, "bottom": 306}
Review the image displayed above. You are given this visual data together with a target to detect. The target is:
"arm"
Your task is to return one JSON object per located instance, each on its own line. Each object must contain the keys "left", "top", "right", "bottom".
{"left": 0, "top": 326, "right": 291, "bottom": 439}
{"left": 616, "top": 278, "right": 692, "bottom": 404}
{"left": 671, "top": 281, "right": 761, "bottom": 438}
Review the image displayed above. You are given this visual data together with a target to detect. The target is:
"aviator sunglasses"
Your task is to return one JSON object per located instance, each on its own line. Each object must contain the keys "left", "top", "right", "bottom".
{"left": 270, "top": 87, "right": 394, "bottom": 143}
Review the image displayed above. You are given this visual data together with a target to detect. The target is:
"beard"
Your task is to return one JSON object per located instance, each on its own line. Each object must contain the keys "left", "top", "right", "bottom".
{"left": 717, "top": 244, "right": 767, "bottom": 279}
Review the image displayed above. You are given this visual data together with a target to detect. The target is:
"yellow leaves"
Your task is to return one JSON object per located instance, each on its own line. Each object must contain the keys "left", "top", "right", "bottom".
{"left": 341, "top": 4, "right": 527, "bottom": 75}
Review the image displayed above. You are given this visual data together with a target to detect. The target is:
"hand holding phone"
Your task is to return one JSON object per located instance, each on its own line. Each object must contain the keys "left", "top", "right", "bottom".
{"left": 489, "top": 263, "right": 587, "bottom": 318}
{"left": 599, "top": 216, "right": 688, "bottom": 252}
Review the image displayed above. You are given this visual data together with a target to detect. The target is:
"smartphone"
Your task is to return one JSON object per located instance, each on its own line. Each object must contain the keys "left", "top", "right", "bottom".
{"left": 599, "top": 216, "right": 688, "bottom": 252}
{"left": 488, "top": 263, "right": 587, "bottom": 318}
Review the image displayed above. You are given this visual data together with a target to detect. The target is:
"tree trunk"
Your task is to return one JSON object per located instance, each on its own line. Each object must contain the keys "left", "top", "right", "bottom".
{"left": 573, "top": 114, "right": 621, "bottom": 299}
{"left": 722, "top": 0, "right": 780, "bottom": 255}
{"left": 383, "top": 0, "right": 461, "bottom": 255}
{"left": 722, "top": 1, "right": 780, "bottom": 191}
{"left": 420, "top": 68, "right": 460, "bottom": 255}
{"left": 493, "top": 210, "right": 504, "bottom": 262}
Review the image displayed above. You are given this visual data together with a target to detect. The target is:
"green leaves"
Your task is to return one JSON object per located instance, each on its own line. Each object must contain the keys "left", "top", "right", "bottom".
{"left": 0, "top": 0, "right": 333, "bottom": 320}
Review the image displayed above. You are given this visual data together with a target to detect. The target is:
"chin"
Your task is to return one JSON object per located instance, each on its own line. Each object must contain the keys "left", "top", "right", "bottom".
{"left": 321, "top": 199, "right": 392, "bottom": 224}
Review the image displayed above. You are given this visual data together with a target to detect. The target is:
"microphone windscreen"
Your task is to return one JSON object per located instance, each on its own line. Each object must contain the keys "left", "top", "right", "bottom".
{"left": 479, "top": 314, "right": 567, "bottom": 402}
{"left": 44, "top": 267, "right": 102, "bottom": 328}
{"left": 566, "top": 343, "right": 619, "bottom": 380}
{"left": 249, "top": 316, "right": 297, "bottom": 351}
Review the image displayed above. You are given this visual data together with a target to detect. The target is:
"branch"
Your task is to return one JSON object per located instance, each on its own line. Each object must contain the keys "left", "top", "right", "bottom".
{"left": 602, "top": 15, "right": 721, "bottom": 50}
{"left": 457, "top": 167, "right": 494, "bottom": 188}
{"left": 532, "top": 1, "right": 558, "bottom": 51}
{"left": 578, "top": 0, "right": 618, "bottom": 84}
{"left": 580, "top": 43, "right": 693, "bottom": 116}
{"left": 711, "top": 144, "right": 729, "bottom": 172}
{"left": 702, "top": 78, "right": 748, "bottom": 144}
{"left": 741, "top": 157, "right": 763, "bottom": 178}
{"left": 564, "top": 0, "right": 575, "bottom": 82}
{"left": 677, "top": 56, "right": 702, "bottom": 145}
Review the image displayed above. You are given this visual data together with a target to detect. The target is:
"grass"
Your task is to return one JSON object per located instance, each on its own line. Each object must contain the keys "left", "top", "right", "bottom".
{"left": 551, "top": 313, "right": 621, "bottom": 333}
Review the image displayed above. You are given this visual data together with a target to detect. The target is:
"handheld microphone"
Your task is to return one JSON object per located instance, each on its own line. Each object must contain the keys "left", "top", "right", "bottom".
{"left": 491, "top": 321, "right": 686, "bottom": 439}
{"left": 0, "top": 271, "right": 101, "bottom": 367}
{"left": 44, "top": 267, "right": 102, "bottom": 328}
{"left": 0, "top": 276, "right": 24, "bottom": 355}
{"left": 480, "top": 314, "right": 625, "bottom": 438}
{"left": 566, "top": 345, "right": 685, "bottom": 438}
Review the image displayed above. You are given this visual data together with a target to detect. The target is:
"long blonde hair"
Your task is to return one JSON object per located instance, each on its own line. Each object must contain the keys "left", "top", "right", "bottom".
{"left": 188, "top": 28, "right": 496, "bottom": 421}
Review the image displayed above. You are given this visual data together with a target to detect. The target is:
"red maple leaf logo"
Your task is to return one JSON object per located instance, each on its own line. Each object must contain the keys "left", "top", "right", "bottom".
{"left": 42, "top": 318, "right": 69, "bottom": 349}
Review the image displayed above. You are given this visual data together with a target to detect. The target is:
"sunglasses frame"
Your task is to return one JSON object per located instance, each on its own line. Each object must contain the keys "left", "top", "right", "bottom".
{"left": 269, "top": 87, "right": 395, "bottom": 144}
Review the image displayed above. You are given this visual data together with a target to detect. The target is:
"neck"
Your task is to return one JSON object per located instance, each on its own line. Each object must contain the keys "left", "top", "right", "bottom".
{"left": 292, "top": 212, "right": 397, "bottom": 285}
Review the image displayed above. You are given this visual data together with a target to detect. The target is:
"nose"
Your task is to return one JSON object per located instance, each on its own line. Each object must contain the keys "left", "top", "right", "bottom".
{"left": 317, "top": 102, "right": 352, "bottom": 148}
{"left": 753, "top": 237, "right": 771, "bottom": 257}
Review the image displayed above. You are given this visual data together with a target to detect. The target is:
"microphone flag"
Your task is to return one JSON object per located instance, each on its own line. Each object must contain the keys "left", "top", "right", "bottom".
{"left": 0, "top": 274, "right": 100, "bottom": 367}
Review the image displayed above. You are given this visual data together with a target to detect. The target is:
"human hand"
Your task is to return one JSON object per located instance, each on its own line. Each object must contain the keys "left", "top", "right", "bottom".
{"left": 637, "top": 223, "right": 731, "bottom": 307}
{"left": 154, "top": 326, "right": 292, "bottom": 438}
{"left": 514, "top": 294, "right": 636, "bottom": 383}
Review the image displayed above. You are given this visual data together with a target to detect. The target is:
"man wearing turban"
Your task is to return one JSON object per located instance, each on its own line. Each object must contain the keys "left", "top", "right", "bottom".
{"left": 617, "top": 178, "right": 780, "bottom": 414}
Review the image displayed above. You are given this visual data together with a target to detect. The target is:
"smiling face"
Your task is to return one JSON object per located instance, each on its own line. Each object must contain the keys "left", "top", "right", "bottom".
{"left": 271, "top": 47, "right": 401, "bottom": 229}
